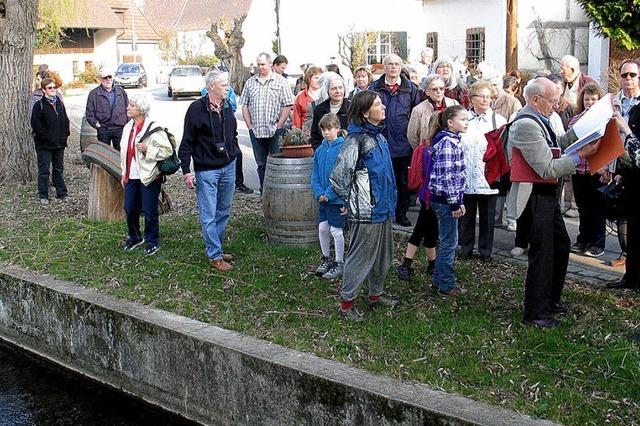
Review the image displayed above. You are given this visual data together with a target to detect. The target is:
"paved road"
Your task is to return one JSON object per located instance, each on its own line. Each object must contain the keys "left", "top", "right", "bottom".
{"left": 63, "top": 84, "right": 260, "bottom": 191}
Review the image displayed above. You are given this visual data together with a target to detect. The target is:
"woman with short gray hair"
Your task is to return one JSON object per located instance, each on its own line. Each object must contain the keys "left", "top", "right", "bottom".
{"left": 309, "top": 73, "right": 350, "bottom": 149}
{"left": 119, "top": 93, "right": 173, "bottom": 255}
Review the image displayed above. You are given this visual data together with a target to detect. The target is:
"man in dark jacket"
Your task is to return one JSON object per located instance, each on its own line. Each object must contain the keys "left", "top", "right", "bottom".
{"left": 370, "top": 54, "right": 421, "bottom": 227}
{"left": 85, "top": 67, "right": 129, "bottom": 150}
{"left": 179, "top": 70, "right": 240, "bottom": 272}
{"left": 30, "top": 77, "right": 70, "bottom": 204}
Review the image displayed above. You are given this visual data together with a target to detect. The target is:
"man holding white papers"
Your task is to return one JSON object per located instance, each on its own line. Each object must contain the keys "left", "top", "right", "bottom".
{"left": 506, "top": 77, "right": 600, "bottom": 328}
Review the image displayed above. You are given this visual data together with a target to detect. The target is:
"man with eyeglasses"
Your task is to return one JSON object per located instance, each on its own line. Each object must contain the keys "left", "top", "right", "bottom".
{"left": 85, "top": 67, "right": 129, "bottom": 150}
{"left": 506, "top": 77, "right": 600, "bottom": 328}
{"left": 606, "top": 59, "right": 640, "bottom": 290}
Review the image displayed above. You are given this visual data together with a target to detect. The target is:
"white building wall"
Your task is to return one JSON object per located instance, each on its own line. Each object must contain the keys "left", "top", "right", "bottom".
{"left": 33, "top": 29, "right": 119, "bottom": 85}
{"left": 118, "top": 41, "right": 161, "bottom": 85}
{"left": 421, "top": 0, "right": 591, "bottom": 73}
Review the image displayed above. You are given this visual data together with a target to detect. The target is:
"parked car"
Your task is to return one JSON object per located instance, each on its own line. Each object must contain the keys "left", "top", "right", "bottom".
{"left": 114, "top": 63, "right": 148, "bottom": 88}
{"left": 168, "top": 66, "right": 204, "bottom": 99}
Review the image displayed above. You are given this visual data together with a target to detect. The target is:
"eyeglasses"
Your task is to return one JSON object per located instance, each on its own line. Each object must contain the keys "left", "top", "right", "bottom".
{"left": 621, "top": 72, "right": 638, "bottom": 79}
{"left": 540, "top": 96, "right": 560, "bottom": 106}
{"left": 102, "top": 75, "right": 113, "bottom": 80}
{"left": 44, "top": 85, "right": 56, "bottom": 90}
{"left": 430, "top": 87, "right": 445, "bottom": 92}
{"left": 472, "top": 94, "right": 491, "bottom": 100}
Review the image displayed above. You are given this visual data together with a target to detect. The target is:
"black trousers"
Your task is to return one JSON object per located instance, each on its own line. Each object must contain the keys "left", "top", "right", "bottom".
{"left": 458, "top": 194, "right": 497, "bottom": 257}
{"left": 36, "top": 147, "right": 67, "bottom": 200}
{"left": 523, "top": 187, "right": 570, "bottom": 321}
{"left": 572, "top": 173, "right": 606, "bottom": 249}
{"left": 408, "top": 201, "right": 439, "bottom": 248}
{"left": 392, "top": 154, "right": 411, "bottom": 218}
{"left": 625, "top": 211, "right": 639, "bottom": 288}
{"left": 235, "top": 149, "right": 245, "bottom": 187}
{"left": 97, "top": 126, "right": 124, "bottom": 150}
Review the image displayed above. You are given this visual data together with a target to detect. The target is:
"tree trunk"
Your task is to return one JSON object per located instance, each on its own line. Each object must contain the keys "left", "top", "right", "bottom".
{"left": 505, "top": 0, "right": 518, "bottom": 71}
{"left": 206, "top": 15, "right": 248, "bottom": 93}
{"left": 0, "top": 0, "right": 38, "bottom": 183}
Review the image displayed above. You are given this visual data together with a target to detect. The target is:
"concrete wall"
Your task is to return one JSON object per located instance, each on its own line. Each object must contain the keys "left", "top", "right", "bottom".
{"left": 0, "top": 263, "right": 557, "bottom": 426}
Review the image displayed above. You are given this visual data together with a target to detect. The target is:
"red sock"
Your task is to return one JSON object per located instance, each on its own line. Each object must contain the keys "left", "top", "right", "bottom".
{"left": 341, "top": 299, "right": 354, "bottom": 311}
{"left": 368, "top": 294, "right": 380, "bottom": 303}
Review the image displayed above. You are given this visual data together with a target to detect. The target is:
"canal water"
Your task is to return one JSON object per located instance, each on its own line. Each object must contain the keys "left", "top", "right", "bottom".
{"left": 0, "top": 340, "right": 196, "bottom": 425}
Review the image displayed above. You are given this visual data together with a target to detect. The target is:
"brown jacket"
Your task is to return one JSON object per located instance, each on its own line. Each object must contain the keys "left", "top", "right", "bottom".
{"left": 407, "top": 97, "right": 458, "bottom": 148}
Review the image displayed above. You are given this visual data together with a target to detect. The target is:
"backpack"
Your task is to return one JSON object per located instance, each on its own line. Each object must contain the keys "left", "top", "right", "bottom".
{"left": 408, "top": 144, "right": 426, "bottom": 191}
{"left": 141, "top": 123, "right": 181, "bottom": 176}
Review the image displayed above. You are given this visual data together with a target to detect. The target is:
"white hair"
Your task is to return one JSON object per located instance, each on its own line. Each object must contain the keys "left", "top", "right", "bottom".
{"left": 560, "top": 55, "right": 579, "bottom": 69}
{"left": 523, "top": 77, "right": 549, "bottom": 102}
{"left": 316, "top": 71, "right": 344, "bottom": 104}
{"left": 129, "top": 94, "right": 151, "bottom": 117}
{"left": 382, "top": 54, "right": 403, "bottom": 66}
{"left": 206, "top": 69, "right": 229, "bottom": 86}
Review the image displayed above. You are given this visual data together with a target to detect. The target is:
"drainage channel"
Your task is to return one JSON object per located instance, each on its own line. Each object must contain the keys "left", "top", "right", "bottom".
{"left": 0, "top": 340, "right": 197, "bottom": 425}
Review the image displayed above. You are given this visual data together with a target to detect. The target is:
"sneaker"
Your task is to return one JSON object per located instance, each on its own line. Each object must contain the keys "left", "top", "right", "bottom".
{"left": 322, "top": 261, "right": 344, "bottom": 279}
{"left": 39, "top": 198, "right": 49, "bottom": 205}
{"left": 438, "top": 287, "right": 468, "bottom": 296}
{"left": 395, "top": 215, "right": 412, "bottom": 227}
{"left": 510, "top": 246, "right": 527, "bottom": 257}
{"left": 570, "top": 242, "right": 588, "bottom": 253}
{"left": 339, "top": 306, "right": 364, "bottom": 322}
{"left": 235, "top": 184, "right": 253, "bottom": 195}
{"left": 366, "top": 295, "right": 400, "bottom": 309}
{"left": 123, "top": 238, "right": 144, "bottom": 251}
{"left": 506, "top": 219, "right": 517, "bottom": 232}
{"left": 144, "top": 244, "right": 160, "bottom": 255}
{"left": 585, "top": 246, "right": 604, "bottom": 257}
{"left": 211, "top": 258, "right": 233, "bottom": 271}
{"left": 396, "top": 264, "right": 413, "bottom": 281}
{"left": 315, "top": 256, "right": 333, "bottom": 276}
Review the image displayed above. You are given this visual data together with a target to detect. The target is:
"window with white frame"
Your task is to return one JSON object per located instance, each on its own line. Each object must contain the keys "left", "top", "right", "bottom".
{"left": 367, "top": 32, "right": 391, "bottom": 65}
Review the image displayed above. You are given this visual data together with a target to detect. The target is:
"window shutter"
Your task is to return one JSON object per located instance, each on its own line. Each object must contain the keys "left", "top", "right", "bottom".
{"left": 391, "top": 31, "right": 408, "bottom": 61}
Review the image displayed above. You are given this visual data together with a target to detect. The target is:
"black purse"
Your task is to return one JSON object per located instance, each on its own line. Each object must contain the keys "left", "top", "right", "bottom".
{"left": 597, "top": 180, "right": 627, "bottom": 221}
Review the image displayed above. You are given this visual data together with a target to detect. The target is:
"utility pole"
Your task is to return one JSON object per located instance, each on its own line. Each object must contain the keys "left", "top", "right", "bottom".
{"left": 131, "top": 0, "right": 137, "bottom": 60}
{"left": 505, "top": 0, "right": 518, "bottom": 71}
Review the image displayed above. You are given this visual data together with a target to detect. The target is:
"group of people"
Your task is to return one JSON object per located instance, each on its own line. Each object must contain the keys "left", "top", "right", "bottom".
{"left": 29, "top": 50, "right": 640, "bottom": 327}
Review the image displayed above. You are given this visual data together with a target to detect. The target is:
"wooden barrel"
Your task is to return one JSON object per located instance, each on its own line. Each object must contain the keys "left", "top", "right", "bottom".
{"left": 80, "top": 116, "right": 97, "bottom": 153}
{"left": 262, "top": 155, "right": 319, "bottom": 246}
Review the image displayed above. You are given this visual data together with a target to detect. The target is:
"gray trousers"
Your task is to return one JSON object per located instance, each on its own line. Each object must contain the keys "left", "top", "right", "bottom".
{"left": 340, "top": 220, "right": 394, "bottom": 301}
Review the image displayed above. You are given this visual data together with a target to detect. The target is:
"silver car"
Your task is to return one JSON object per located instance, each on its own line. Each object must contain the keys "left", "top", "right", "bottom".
{"left": 168, "top": 66, "right": 205, "bottom": 100}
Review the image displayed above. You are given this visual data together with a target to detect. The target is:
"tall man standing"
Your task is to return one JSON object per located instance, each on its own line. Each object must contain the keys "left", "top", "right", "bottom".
{"left": 241, "top": 52, "right": 294, "bottom": 192}
{"left": 370, "top": 54, "right": 421, "bottom": 227}
{"left": 507, "top": 77, "right": 599, "bottom": 328}
{"left": 179, "top": 70, "right": 241, "bottom": 272}
{"left": 85, "top": 67, "right": 129, "bottom": 150}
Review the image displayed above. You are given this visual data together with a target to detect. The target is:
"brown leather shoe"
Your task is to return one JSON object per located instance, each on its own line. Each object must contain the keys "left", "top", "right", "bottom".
{"left": 222, "top": 253, "right": 234, "bottom": 261}
{"left": 211, "top": 259, "right": 233, "bottom": 272}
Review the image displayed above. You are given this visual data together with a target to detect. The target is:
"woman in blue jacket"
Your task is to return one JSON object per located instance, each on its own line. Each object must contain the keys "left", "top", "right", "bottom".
{"left": 330, "top": 91, "right": 399, "bottom": 321}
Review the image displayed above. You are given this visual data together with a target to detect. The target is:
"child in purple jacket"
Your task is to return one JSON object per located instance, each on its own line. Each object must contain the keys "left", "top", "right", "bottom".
{"left": 428, "top": 105, "right": 468, "bottom": 296}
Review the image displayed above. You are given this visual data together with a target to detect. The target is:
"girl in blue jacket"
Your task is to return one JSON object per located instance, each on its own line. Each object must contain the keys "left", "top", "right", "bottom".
{"left": 311, "top": 114, "right": 347, "bottom": 279}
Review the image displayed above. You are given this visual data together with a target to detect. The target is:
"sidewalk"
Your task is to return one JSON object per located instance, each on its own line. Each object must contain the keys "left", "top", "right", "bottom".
{"left": 394, "top": 203, "right": 624, "bottom": 286}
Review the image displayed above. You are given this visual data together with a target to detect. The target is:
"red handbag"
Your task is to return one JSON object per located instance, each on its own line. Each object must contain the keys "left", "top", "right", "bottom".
{"left": 408, "top": 144, "right": 426, "bottom": 191}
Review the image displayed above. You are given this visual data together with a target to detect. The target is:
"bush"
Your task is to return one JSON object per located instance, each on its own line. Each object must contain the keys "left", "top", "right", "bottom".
{"left": 77, "top": 65, "right": 100, "bottom": 84}
{"left": 180, "top": 54, "right": 219, "bottom": 68}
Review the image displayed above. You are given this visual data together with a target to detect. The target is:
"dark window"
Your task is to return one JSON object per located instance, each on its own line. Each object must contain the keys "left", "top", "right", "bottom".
{"left": 465, "top": 27, "right": 485, "bottom": 68}
{"left": 426, "top": 32, "right": 438, "bottom": 59}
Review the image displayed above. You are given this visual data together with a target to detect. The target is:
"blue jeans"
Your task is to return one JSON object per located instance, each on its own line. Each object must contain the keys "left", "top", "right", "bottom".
{"left": 124, "top": 178, "right": 161, "bottom": 246}
{"left": 249, "top": 129, "right": 282, "bottom": 191}
{"left": 432, "top": 201, "right": 459, "bottom": 291}
{"left": 195, "top": 160, "right": 236, "bottom": 260}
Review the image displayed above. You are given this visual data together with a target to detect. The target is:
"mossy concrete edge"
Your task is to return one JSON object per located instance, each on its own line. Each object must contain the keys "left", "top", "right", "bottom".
{"left": 0, "top": 262, "right": 557, "bottom": 425}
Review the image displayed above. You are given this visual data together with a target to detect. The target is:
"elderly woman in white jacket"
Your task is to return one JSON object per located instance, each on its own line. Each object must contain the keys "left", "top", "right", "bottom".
{"left": 119, "top": 94, "right": 173, "bottom": 255}
{"left": 458, "top": 80, "right": 507, "bottom": 261}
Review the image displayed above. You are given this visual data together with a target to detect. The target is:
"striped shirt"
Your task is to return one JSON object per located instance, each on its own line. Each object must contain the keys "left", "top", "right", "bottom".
{"left": 241, "top": 73, "right": 294, "bottom": 138}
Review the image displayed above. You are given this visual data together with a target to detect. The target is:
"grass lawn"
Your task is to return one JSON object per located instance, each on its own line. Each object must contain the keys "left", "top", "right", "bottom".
{"left": 0, "top": 175, "right": 638, "bottom": 426}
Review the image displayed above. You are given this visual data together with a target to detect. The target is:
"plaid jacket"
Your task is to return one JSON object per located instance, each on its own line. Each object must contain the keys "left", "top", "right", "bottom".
{"left": 428, "top": 129, "right": 466, "bottom": 210}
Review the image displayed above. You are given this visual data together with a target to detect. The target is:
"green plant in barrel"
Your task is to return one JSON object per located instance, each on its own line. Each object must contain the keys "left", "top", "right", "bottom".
{"left": 282, "top": 127, "right": 310, "bottom": 146}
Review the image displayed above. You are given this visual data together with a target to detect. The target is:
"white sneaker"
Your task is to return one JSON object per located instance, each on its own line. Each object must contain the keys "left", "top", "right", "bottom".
{"left": 510, "top": 246, "right": 527, "bottom": 256}
{"left": 506, "top": 219, "right": 517, "bottom": 232}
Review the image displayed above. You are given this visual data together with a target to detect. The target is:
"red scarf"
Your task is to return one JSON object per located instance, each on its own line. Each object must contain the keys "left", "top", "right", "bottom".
{"left": 124, "top": 120, "right": 145, "bottom": 183}
{"left": 387, "top": 83, "right": 400, "bottom": 95}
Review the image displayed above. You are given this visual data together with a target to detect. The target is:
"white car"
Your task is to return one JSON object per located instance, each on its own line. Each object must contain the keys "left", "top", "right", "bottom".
{"left": 167, "top": 66, "right": 204, "bottom": 99}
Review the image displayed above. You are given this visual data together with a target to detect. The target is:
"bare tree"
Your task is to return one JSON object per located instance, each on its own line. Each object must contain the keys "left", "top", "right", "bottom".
{"left": 206, "top": 15, "right": 248, "bottom": 93}
{"left": 0, "top": 0, "right": 38, "bottom": 183}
